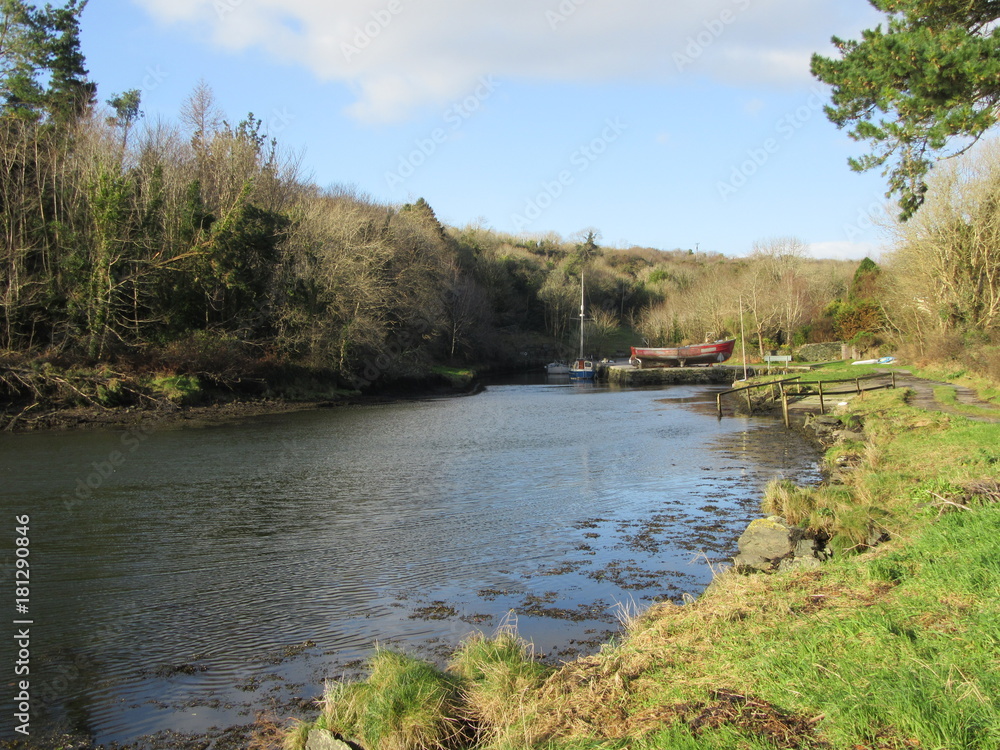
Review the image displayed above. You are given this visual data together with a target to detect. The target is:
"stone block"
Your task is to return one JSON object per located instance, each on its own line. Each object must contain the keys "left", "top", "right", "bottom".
{"left": 733, "top": 516, "right": 802, "bottom": 572}
{"left": 306, "top": 728, "right": 353, "bottom": 750}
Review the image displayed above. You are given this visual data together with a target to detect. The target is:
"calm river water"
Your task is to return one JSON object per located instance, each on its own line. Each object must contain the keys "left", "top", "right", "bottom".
{"left": 0, "top": 377, "right": 820, "bottom": 744}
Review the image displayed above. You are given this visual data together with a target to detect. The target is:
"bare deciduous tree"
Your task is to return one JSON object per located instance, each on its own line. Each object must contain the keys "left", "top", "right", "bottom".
{"left": 883, "top": 142, "right": 1000, "bottom": 342}
{"left": 742, "top": 237, "right": 808, "bottom": 357}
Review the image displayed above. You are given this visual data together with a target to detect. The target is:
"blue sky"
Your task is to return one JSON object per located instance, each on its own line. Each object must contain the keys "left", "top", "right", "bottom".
{"left": 78, "top": 0, "right": 892, "bottom": 260}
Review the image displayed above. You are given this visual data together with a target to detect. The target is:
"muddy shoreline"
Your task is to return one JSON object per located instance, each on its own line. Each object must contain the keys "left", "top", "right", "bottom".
{"left": 4, "top": 398, "right": 324, "bottom": 433}
{"left": 2, "top": 381, "right": 484, "bottom": 434}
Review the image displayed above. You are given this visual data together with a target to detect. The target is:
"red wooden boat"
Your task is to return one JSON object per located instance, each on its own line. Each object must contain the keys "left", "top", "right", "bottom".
{"left": 630, "top": 339, "right": 736, "bottom": 368}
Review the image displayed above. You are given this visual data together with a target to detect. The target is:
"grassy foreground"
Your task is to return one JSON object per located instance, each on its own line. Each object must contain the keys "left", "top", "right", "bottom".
{"left": 286, "top": 385, "right": 1000, "bottom": 750}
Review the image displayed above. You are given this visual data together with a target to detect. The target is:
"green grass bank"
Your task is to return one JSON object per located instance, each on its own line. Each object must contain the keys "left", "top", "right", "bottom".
{"left": 286, "top": 375, "right": 1000, "bottom": 750}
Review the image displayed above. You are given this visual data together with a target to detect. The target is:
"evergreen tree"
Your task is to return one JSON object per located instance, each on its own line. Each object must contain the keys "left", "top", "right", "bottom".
{"left": 812, "top": 1, "right": 1000, "bottom": 219}
{"left": 0, "top": 0, "right": 94, "bottom": 122}
{"left": 42, "top": 0, "right": 95, "bottom": 123}
{"left": 106, "top": 88, "right": 142, "bottom": 152}
{"left": 0, "top": 0, "right": 48, "bottom": 118}
{"left": 849, "top": 256, "right": 882, "bottom": 300}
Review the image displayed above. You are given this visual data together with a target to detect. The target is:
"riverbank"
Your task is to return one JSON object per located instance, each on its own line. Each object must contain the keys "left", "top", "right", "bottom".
{"left": 287, "top": 379, "right": 1000, "bottom": 750}
{"left": 1, "top": 375, "right": 823, "bottom": 750}
{"left": 0, "top": 363, "right": 482, "bottom": 433}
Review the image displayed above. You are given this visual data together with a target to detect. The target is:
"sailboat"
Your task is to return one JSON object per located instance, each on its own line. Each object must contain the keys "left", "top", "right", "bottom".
{"left": 569, "top": 272, "right": 596, "bottom": 381}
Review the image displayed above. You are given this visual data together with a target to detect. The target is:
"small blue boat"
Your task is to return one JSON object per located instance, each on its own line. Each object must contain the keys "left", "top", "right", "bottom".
{"left": 569, "top": 358, "right": 596, "bottom": 380}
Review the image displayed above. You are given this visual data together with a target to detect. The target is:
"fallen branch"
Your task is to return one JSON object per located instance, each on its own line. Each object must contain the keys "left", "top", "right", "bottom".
{"left": 930, "top": 492, "right": 971, "bottom": 516}
{"left": 3, "top": 402, "right": 38, "bottom": 432}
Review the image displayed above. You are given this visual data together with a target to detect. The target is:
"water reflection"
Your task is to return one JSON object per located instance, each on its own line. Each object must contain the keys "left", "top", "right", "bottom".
{"left": 0, "top": 381, "right": 819, "bottom": 743}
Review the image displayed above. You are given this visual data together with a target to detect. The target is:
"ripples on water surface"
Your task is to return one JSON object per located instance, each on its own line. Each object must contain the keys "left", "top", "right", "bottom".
{"left": 0, "top": 379, "right": 820, "bottom": 743}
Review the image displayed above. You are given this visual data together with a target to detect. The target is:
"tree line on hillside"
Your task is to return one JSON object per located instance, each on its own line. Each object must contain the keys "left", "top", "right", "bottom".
{"left": 0, "top": 3, "right": 864, "bottom": 389}
{"left": 2, "top": 0, "right": 998, "bottom": 406}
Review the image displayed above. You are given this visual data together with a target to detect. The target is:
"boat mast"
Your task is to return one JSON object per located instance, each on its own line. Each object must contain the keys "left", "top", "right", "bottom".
{"left": 578, "top": 272, "right": 585, "bottom": 360}
{"left": 739, "top": 292, "right": 748, "bottom": 380}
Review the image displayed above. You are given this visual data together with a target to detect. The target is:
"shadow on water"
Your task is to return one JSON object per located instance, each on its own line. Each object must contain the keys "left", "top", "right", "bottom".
{"left": 0, "top": 379, "right": 820, "bottom": 745}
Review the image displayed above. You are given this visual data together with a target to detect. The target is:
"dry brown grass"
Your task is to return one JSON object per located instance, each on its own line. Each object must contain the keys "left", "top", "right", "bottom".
{"left": 449, "top": 630, "right": 548, "bottom": 748}
{"left": 517, "top": 569, "right": 811, "bottom": 744}
{"left": 247, "top": 711, "right": 299, "bottom": 750}
{"left": 961, "top": 478, "right": 1000, "bottom": 504}
{"left": 635, "top": 689, "right": 827, "bottom": 748}
{"left": 508, "top": 558, "right": 912, "bottom": 748}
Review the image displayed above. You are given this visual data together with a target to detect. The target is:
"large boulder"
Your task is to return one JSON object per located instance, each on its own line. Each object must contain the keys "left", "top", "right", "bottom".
{"left": 733, "top": 516, "right": 831, "bottom": 573}
{"left": 733, "top": 516, "right": 803, "bottom": 572}
{"left": 306, "top": 729, "right": 353, "bottom": 750}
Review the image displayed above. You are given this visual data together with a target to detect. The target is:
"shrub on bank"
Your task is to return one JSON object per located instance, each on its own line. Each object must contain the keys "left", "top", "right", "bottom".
{"left": 289, "top": 631, "right": 551, "bottom": 750}
{"left": 451, "top": 631, "right": 549, "bottom": 746}
{"left": 314, "top": 649, "right": 468, "bottom": 750}
{"left": 149, "top": 374, "right": 203, "bottom": 405}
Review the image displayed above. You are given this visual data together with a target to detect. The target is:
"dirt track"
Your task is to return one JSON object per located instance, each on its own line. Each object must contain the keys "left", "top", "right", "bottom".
{"left": 891, "top": 370, "right": 1000, "bottom": 423}
{"left": 777, "top": 369, "right": 1000, "bottom": 424}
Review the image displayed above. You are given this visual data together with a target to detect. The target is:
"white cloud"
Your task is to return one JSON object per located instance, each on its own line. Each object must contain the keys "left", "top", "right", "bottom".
{"left": 135, "top": 0, "right": 878, "bottom": 123}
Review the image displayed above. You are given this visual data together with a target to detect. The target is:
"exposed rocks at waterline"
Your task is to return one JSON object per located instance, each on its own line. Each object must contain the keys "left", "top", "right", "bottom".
{"left": 732, "top": 516, "right": 831, "bottom": 573}
{"left": 306, "top": 729, "right": 353, "bottom": 750}
{"left": 736, "top": 413, "right": 855, "bottom": 576}
{"left": 804, "top": 413, "right": 865, "bottom": 447}
{"left": 733, "top": 511, "right": 890, "bottom": 574}
{"left": 730, "top": 409, "right": 894, "bottom": 575}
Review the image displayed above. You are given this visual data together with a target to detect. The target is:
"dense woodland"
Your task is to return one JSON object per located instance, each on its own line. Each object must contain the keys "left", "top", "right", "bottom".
{"left": 1, "top": 0, "right": 998, "bottom": 411}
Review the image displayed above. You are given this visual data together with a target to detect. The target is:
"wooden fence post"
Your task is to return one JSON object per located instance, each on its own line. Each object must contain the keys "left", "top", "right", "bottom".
{"left": 717, "top": 392, "right": 722, "bottom": 417}
{"left": 781, "top": 388, "right": 790, "bottom": 428}
{"left": 818, "top": 381, "right": 826, "bottom": 415}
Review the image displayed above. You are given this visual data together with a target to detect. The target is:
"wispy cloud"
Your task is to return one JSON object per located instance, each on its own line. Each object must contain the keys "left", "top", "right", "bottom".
{"left": 135, "top": 0, "right": 877, "bottom": 123}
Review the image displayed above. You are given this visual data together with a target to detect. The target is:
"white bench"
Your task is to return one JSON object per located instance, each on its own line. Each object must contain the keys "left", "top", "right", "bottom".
{"left": 764, "top": 355, "right": 793, "bottom": 371}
